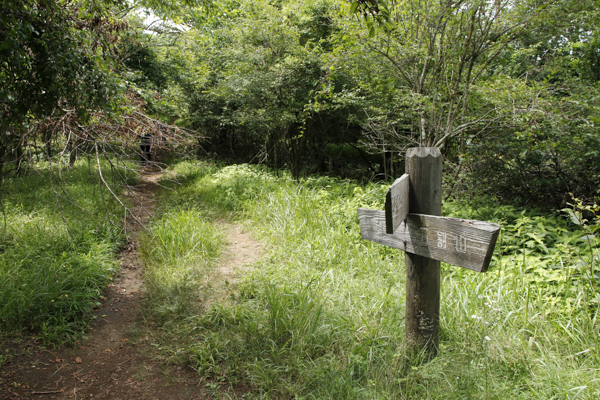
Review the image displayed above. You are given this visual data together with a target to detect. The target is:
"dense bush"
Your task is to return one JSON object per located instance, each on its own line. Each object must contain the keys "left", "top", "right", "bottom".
{"left": 0, "top": 162, "right": 125, "bottom": 343}
{"left": 144, "top": 0, "right": 600, "bottom": 206}
{"left": 463, "top": 78, "right": 600, "bottom": 209}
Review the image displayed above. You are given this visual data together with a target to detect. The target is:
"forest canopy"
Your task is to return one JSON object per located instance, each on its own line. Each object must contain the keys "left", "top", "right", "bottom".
{"left": 1, "top": 0, "right": 599, "bottom": 209}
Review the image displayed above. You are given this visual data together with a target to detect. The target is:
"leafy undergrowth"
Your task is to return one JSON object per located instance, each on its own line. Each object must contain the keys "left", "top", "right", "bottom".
{"left": 0, "top": 161, "right": 129, "bottom": 344}
{"left": 143, "top": 160, "right": 599, "bottom": 399}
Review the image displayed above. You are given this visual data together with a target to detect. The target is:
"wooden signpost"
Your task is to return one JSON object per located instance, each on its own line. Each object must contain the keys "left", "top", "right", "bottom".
{"left": 357, "top": 147, "right": 501, "bottom": 357}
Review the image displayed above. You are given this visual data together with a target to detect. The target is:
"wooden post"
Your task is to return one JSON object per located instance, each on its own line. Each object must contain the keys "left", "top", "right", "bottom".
{"left": 357, "top": 147, "right": 500, "bottom": 360}
{"left": 405, "top": 147, "right": 442, "bottom": 356}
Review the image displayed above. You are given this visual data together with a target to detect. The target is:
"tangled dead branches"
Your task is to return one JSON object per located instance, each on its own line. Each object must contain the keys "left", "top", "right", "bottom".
{"left": 0, "top": 92, "right": 203, "bottom": 237}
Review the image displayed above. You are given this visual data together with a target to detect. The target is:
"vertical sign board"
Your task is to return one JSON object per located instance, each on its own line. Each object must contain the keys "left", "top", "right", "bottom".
{"left": 357, "top": 148, "right": 501, "bottom": 357}
{"left": 385, "top": 173, "right": 410, "bottom": 234}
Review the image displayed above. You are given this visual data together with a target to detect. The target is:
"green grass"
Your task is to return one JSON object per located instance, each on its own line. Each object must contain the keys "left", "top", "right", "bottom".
{"left": 140, "top": 208, "right": 225, "bottom": 322}
{"left": 0, "top": 159, "right": 130, "bottom": 343}
{"left": 141, "top": 160, "right": 600, "bottom": 399}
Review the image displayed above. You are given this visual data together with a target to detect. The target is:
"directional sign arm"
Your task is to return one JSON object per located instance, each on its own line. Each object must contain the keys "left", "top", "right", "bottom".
{"left": 357, "top": 209, "right": 501, "bottom": 272}
{"left": 385, "top": 173, "right": 409, "bottom": 234}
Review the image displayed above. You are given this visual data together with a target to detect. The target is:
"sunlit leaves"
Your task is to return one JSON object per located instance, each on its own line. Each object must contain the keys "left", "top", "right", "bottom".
{"left": 0, "top": 0, "right": 128, "bottom": 129}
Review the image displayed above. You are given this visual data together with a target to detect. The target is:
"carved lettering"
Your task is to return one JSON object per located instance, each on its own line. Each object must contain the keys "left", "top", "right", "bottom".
{"left": 420, "top": 228, "right": 429, "bottom": 244}
{"left": 357, "top": 208, "right": 501, "bottom": 272}
{"left": 436, "top": 231, "right": 447, "bottom": 249}
{"left": 455, "top": 234, "right": 467, "bottom": 253}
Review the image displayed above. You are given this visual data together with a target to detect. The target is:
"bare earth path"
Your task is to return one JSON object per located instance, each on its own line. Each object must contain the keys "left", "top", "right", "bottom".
{"left": 0, "top": 170, "right": 263, "bottom": 400}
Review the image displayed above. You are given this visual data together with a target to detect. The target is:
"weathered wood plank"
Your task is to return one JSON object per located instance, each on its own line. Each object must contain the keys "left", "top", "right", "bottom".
{"left": 357, "top": 209, "right": 501, "bottom": 273}
{"left": 385, "top": 173, "right": 410, "bottom": 234}
{"left": 404, "top": 147, "right": 442, "bottom": 356}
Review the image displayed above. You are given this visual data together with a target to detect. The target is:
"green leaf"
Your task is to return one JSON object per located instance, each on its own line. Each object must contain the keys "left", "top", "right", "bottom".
{"left": 562, "top": 209, "right": 582, "bottom": 226}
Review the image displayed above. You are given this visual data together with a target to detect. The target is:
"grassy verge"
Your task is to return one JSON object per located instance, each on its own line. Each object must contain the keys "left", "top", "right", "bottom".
{"left": 143, "top": 160, "right": 599, "bottom": 399}
{"left": 0, "top": 160, "right": 130, "bottom": 344}
{"left": 140, "top": 208, "right": 225, "bottom": 323}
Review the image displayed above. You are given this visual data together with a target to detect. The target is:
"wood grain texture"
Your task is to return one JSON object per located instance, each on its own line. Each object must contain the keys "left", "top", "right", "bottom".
{"left": 385, "top": 173, "right": 410, "bottom": 234}
{"left": 404, "top": 147, "right": 442, "bottom": 355}
{"left": 357, "top": 209, "right": 501, "bottom": 272}
{"left": 406, "top": 147, "right": 442, "bottom": 215}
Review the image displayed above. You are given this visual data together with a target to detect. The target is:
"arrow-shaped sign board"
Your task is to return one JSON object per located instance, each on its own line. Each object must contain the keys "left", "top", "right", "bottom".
{"left": 358, "top": 209, "right": 500, "bottom": 272}
{"left": 385, "top": 173, "right": 409, "bottom": 234}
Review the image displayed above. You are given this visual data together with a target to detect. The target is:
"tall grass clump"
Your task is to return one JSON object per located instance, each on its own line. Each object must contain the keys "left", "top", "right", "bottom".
{"left": 149, "top": 160, "right": 600, "bottom": 399}
{"left": 139, "top": 208, "right": 224, "bottom": 323}
{"left": 158, "top": 161, "right": 282, "bottom": 218}
{"left": 0, "top": 160, "right": 127, "bottom": 343}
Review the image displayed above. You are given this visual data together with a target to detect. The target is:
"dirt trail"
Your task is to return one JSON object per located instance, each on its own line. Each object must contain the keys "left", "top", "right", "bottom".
{"left": 217, "top": 223, "right": 264, "bottom": 284}
{"left": 0, "top": 169, "right": 263, "bottom": 400}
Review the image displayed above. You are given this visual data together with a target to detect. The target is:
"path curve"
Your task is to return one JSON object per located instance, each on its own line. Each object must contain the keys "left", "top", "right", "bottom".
{"left": 0, "top": 169, "right": 264, "bottom": 400}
